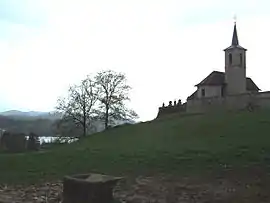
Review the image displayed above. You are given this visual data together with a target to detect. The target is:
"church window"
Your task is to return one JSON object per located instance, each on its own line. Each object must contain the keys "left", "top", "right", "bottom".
{"left": 240, "top": 53, "right": 243, "bottom": 66}
{"left": 201, "top": 89, "right": 205, "bottom": 97}
{"left": 229, "top": 53, "right": 232, "bottom": 65}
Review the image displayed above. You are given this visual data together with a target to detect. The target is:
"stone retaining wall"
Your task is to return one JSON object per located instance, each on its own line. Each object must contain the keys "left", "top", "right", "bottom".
{"left": 186, "top": 91, "right": 270, "bottom": 113}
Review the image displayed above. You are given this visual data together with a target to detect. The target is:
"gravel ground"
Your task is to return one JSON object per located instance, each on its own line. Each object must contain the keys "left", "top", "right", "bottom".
{"left": 0, "top": 174, "right": 270, "bottom": 203}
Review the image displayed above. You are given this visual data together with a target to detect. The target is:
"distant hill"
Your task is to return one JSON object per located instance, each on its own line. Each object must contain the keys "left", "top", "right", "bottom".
{"left": 0, "top": 110, "right": 62, "bottom": 137}
{"left": 0, "top": 110, "right": 46, "bottom": 117}
{"left": 0, "top": 110, "right": 136, "bottom": 137}
{"left": 0, "top": 110, "right": 62, "bottom": 120}
{"left": 0, "top": 115, "right": 55, "bottom": 136}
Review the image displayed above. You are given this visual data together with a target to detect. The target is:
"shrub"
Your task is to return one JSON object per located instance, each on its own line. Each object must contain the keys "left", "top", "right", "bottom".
{"left": 27, "top": 132, "right": 40, "bottom": 151}
{"left": 0, "top": 132, "right": 27, "bottom": 153}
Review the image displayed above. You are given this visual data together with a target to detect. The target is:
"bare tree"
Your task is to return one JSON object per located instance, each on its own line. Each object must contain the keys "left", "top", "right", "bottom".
{"left": 95, "top": 70, "right": 138, "bottom": 129}
{"left": 52, "top": 117, "right": 83, "bottom": 138}
{"left": 56, "top": 75, "right": 99, "bottom": 137}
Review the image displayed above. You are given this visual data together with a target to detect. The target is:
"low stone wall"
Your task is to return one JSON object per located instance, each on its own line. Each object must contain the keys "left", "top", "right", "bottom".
{"left": 187, "top": 91, "right": 270, "bottom": 114}
{"left": 256, "top": 91, "right": 270, "bottom": 98}
{"left": 156, "top": 102, "right": 186, "bottom": 118}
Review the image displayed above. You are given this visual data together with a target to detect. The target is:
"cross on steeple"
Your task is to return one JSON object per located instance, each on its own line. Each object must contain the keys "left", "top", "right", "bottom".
{"left": 233, "top": 14, "right": 237, "bottom": 25}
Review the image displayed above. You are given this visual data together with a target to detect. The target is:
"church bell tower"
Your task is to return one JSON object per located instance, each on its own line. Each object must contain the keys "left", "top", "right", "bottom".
{"left": 224, "top": 22, "right": 247, "bottom": 95}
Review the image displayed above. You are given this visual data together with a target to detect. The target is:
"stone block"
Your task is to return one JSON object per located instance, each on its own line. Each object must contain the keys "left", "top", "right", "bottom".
{"left": 63, "top": 173, "right": 123, "bottom": 203}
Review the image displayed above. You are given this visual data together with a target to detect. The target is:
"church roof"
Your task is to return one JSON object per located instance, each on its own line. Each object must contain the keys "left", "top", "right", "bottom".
{"left": 187, "top": 72, "right": 260, "bottom": 100}
{"left": 195, "top": 71, "right": 225, "bottom": 86}
{"left": 224, "top": 45, "right": 247, "bottom": 51}
{"left": 195, "top": 71, "right": 260, "bottom": 91}
{"left": 224, "top": 23, "right": 247, "bottom": 51}
{"left": 187, "top": 90, "right": 197, "bottom": 100}
{"left": 246, "top": 77, "right": 260, "bottom": 91}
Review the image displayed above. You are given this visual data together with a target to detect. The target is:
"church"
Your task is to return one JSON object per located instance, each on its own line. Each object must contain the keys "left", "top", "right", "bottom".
{"left": 188, "top": 23, "right": 260, "bottom": 100}
{"left": 157, "top": 23, "right": 270, "bottom": 117}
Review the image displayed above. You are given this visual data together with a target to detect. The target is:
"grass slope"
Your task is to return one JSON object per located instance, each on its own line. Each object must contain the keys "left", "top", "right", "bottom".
{"left": 1, "top": 110, "right": 270, "bottom": 184}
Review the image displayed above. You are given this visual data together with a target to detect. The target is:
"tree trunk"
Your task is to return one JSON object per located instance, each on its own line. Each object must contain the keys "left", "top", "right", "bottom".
{"left": 105, "top": 104, "right": 109, "bottom": 130}
{"left": 83, "top": 101, "right": 87, "bottom": 137}
{"left": 83, "top": 122, "right": 86, "bottom": 137}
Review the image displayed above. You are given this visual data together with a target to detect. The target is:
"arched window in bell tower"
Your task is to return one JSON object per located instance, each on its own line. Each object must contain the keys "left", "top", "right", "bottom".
{"left": 240, "top": 53, "right": 243, "bottom": 66}
{"left": 229, "top": 53, "right": 232, "bottom": 65}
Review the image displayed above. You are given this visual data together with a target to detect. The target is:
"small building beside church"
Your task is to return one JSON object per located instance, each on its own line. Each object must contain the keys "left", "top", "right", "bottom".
{"left": 157, "top": 23, "right": 270, "bottom": 117}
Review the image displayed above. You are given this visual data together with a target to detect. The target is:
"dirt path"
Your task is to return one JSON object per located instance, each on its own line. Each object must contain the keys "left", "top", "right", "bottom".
{"left": 0, "top": 173, "right": 270, "bottom": 203}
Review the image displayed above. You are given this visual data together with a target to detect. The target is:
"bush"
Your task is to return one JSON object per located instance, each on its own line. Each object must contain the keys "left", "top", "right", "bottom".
{"left": 0, "top": 132, "right": 27, "bottom": 153}
{"left": 27, "top": 132, "right": 40, "bottom": 151}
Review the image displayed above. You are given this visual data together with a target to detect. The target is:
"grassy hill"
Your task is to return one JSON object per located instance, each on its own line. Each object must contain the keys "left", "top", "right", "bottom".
{"left": 1, "top": 110, "right": 270, "bottom": 184}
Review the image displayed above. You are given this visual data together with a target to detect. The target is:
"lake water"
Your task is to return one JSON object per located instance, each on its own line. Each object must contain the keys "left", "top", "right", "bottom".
{"left": 26, "top": 136, "right": 79, "bottom": 144}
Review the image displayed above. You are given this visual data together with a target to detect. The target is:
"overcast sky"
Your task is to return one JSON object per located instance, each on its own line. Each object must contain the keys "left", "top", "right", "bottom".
{"left": 0, "top": 0, "right": 269, "bottom": 121}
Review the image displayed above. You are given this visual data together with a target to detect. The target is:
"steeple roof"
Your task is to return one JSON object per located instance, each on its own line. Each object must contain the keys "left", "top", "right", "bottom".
{"left": 231, "top": 23, "right": 239, "bottom": 46}
{"left": 224, "top": 23, "right": 247, "bottom": 51}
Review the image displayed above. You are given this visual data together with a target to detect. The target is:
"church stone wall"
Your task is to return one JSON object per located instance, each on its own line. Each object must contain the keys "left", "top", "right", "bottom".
{"left": 225, "top": 67, "right": 246, "bottom": 95}
{"left": 256, "top": 91, "right": 270, "bottom": 98}
{"left": 256, "top": 91, "right": 270, "bottom": 108}
{"left": 225, "top": 44, "right": 247, "bottom": 95}
{"left": 187, "top": 91, "right": 270, "bottom": 113}
{"left": 197, "top": 85, "right": 222, "bottom": 98}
